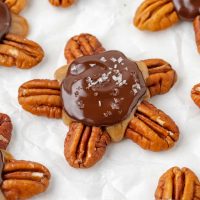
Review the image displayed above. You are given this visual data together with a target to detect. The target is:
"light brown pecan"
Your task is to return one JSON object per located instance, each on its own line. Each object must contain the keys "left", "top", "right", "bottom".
{"left": 155, "top": 167, "right": 200, "bottom": 200}
{"left": 134, "top": 0, "right": 179, "bottom": 31}
{"left": 9, "top": 13, "right": 29, "bottom": 38}
{"left": 64, "top": 122, "right": 111, "bottom": 168}
{"left": 125, "top": 101, "right": 179, "bottom": 151}
{"left": 18, "top": 79, "right": 62, "bottom": 119}
{"left": 2, "top": 0, "right": 27, "bottom": 14}
{"left": 143, "top": 59, "right": 177, "bottom": 97}
{"left": 1, "top": 159, "right": 51, "bottom": 200}
{"left": 191, "top": 83, "right": 200, "bottom": 108}
{"left": 49, "top": 0, "right": 75, "bottom": 7}
{"left": 0, "top": 114, "right": 12, "bottom": 150}
{"left": 193, "top": 16, "right": 200, "bottom": 54}
{"left": 64, "top": 33, "right": 105, "bottom": 64}
{"left": 0, "top": 34, "right": 44, "bottom": 69}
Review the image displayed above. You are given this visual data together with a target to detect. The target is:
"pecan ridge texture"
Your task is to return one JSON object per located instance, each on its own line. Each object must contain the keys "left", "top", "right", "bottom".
{"left": 143, "top": 59, "right": 177, "bottom": 97}
{"left": 18, "top": 79, "right": 62, "bottom": 118}
{"left": 125, "top": 100, "right": 179, "bottom": 151}
{"left": 155, "top": 167, "right": 200, "bottom": 200}
{"left": 0, "top": 113, "right": 12, "bottom": 150}
{"left": 191, "top": 83, "right": 200, "bottom": 108}
{"left": 49, "top": 0, "right": 75, "bottom": 7}
{"left": 64, "top": 33, "right": 105, "bottom": 64}
{"left": 2, "top": 159, "right": 51, "bottom": 200}
{"left": 134, "top": 0, "right": 179, "bottom": 31}
{"left": 64, "top": 122, "right": 111, "bottom": 168}
{"left": 0, "top": 34, "right": 44, "bottom": 69}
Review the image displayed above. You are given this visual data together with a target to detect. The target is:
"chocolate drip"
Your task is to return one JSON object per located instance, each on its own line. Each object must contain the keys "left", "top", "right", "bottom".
{"left": 0, "top": 1, "right": 11, "bottom": 41}
{"left": 61, "top": 50, "right": 147, "bottom": 126}
{"left": 173, "top": 0, "right": 200, "bottom": 20}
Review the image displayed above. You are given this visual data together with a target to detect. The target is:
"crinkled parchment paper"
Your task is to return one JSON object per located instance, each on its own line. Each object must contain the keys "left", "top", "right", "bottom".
{"left": 1, "top": 0, "right": 200, "bottom": 199}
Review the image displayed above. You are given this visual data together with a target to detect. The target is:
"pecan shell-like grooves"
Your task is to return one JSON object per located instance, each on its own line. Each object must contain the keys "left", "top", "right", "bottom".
{"left": 0, "top": 34, "right": 44, "bottom": 69}
{"left": 2, "top": 0, "right": 27, "bottom": 14}
{"left": 64, "top": 122, "right": 111, "bottom": 168}
{"left": 49, "top": 0, "right": 75, "bottom": 7}
{"left": 193, "top": 16, "right": 200, "bottom": 54}
{"left": 191, "top": 83, "right": 200, "bottom": 108}
{"left": 0, "top": 113, "right": 12, "bottom": 150}
{"left": 64, "top": 33, "right": 105, "bottom": 64}
{"left": 155, "top": 167, "right": 200, "bottom": 200}
{"left": 143, "top": 59, "right": 177, "bottom": 97}
{"left": 125, "top": 101, "right": 179, "bottom": 151}
{"left": 134, "top": 0, "right": 179, "bottom": 31}
{"left": 18, "top": 79, "right": 62, "bottom": 118}
{"left": 2, "top": 160, "right": 51, "bottom": 200}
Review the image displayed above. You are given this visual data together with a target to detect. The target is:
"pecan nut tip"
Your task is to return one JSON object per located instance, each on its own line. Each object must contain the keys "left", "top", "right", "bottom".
{"left": 49, "top": 0, "right": 75, "bottom": 7}
{"left": 143, "top": 59, "right": 177, "bottom": 97}
{"left": 64, "top": 33, "right": 105, "bottom": 64}
{"left": 134, "top": 0, "right": 179, "bottom": 31}
{"left": 155, "top": 167, "right": 200, "bottom": 200}
{"left": 0, "top": 34, "right": 44, "bottom": 69}
{"left": 18, "top": 79, "right": 62, "bottom": 119}
{"left": 64, "top": 122, "right": 111, "bottom": 168}
{"left": 125, "top": 100, "right": 179, "bottom": 151}
{"left": 2, "top": 159, "right": 51, "bottom": 200}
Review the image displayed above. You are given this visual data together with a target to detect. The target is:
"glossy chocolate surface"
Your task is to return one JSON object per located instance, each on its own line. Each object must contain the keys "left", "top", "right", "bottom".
{"left": 0, "top": 1, "right": 11, "bottom": 41}
{"left": 61, "top": 50, "right": 147, "bottom": 126}
{"left": 173, "top": 0, "right": 200, "bottom": 20}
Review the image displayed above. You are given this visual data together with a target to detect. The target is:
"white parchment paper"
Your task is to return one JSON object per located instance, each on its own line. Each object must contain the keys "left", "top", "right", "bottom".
{"left": 1, "top": 0, "right": 200, "bottom": 199}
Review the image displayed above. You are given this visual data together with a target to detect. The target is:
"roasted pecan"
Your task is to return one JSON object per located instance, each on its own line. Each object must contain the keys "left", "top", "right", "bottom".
{"left": 0, "top": 34, "right": 44, "bottom": 69}
{"left": 134, "top": 0, "right": 179, "bottom": 31}
{"left": 193, "top": 16, "right": 200, "bottom": 53}
{"left": 0, "top": 113, "right": 12, "bottom": 150}
{"left": 54, "top": 65, "right": 69, "bottom": 83}
{"left": 2, "top": 159, "right": 51, "bottom": 200}
{"left": 125, "top": 101, "right": 179, "bottom": 151}
{"left": 155, "top": 167, "right": 200, "bottom": 200}
{"left": 143, "top": 59, "right": 177, "bottom": 97}
{"left": 64, "top": 33, "right": 105, "bottom": 64}
{"left": 49, "top": 0, "right": 75, "bottom": 7}
{"left": 64, "top": 122, "right": 111, "bottom": 168}
{"left": 191, "top": 83, "right": 200, "bottom": 108}
{"left": 18, "top": 79, "right": 62, "bottom": 119}
{"left": 2, "top": 0, "right": 27, "bottom": 14}
{"left": 9, "top": 13, "right": 29, "bottom": 38}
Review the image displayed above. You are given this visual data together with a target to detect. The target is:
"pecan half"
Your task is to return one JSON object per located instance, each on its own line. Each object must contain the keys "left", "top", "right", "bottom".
{"left": 2, "top": 0, "right": 27, "bottom": 14}
{"left": 125, "top": 101, "right": 179, "bottom": 151}
{"left": 0, "top": 114, "right": 12, "bottom": 150}
{"left": 143, "top": 59, "right": 177, "bottom": 97}
{"left": 64, "top": 122, "right": 111, "bottom": 168}
{"left": 134, "top": 0, "right": 179, "bottom": 31}
{"left": 0, "top": 34, "right": 44, "bottom": 69}
{"left": 9, "top": 13, "right": 29, "bottom": 38}
{"left": 155, "top": 167, "right": 200, "bottom": 200}
{"left": 191, "top": 83, "right": 200, "bottom": 108}
{"left": 2, "top": 159, "right": 51, "bottom": 200}
{"left": 49, "top": 0, "right": 75, "bottom": 7}
{"left": 64, "top": 33, "right": 105, "bottom": 64}
{"left": 18, "top": 79, "right": 62, "bottom": 119}
{"left": 193, "top": 16, "right": 200, "bottom": 54}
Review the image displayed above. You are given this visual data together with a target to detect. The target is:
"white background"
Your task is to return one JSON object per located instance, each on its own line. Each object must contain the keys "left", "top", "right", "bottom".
{"left": 1, "top": 0, "right": 200, "bottom": 199}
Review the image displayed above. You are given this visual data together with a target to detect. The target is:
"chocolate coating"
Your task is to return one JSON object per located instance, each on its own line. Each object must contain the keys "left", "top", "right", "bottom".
{"left": 173, "top": 0, "right": 200, "bottom": 20}
{"left": 61, "top": 50, "right": 147, "bottom": 126}
{"left": 0, "top": 1, "right": 11, "bottom": 41}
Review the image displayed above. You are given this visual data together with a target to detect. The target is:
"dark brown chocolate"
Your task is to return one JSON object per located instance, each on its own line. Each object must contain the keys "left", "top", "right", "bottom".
{"left": 173, "top": 0, "right": 200, "bottom": 21}
{"left": 0, "top": 1, "right": 11, "bottom": 41}
{"left": 61, "top": 50, "right": 147, "bottom": 126}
